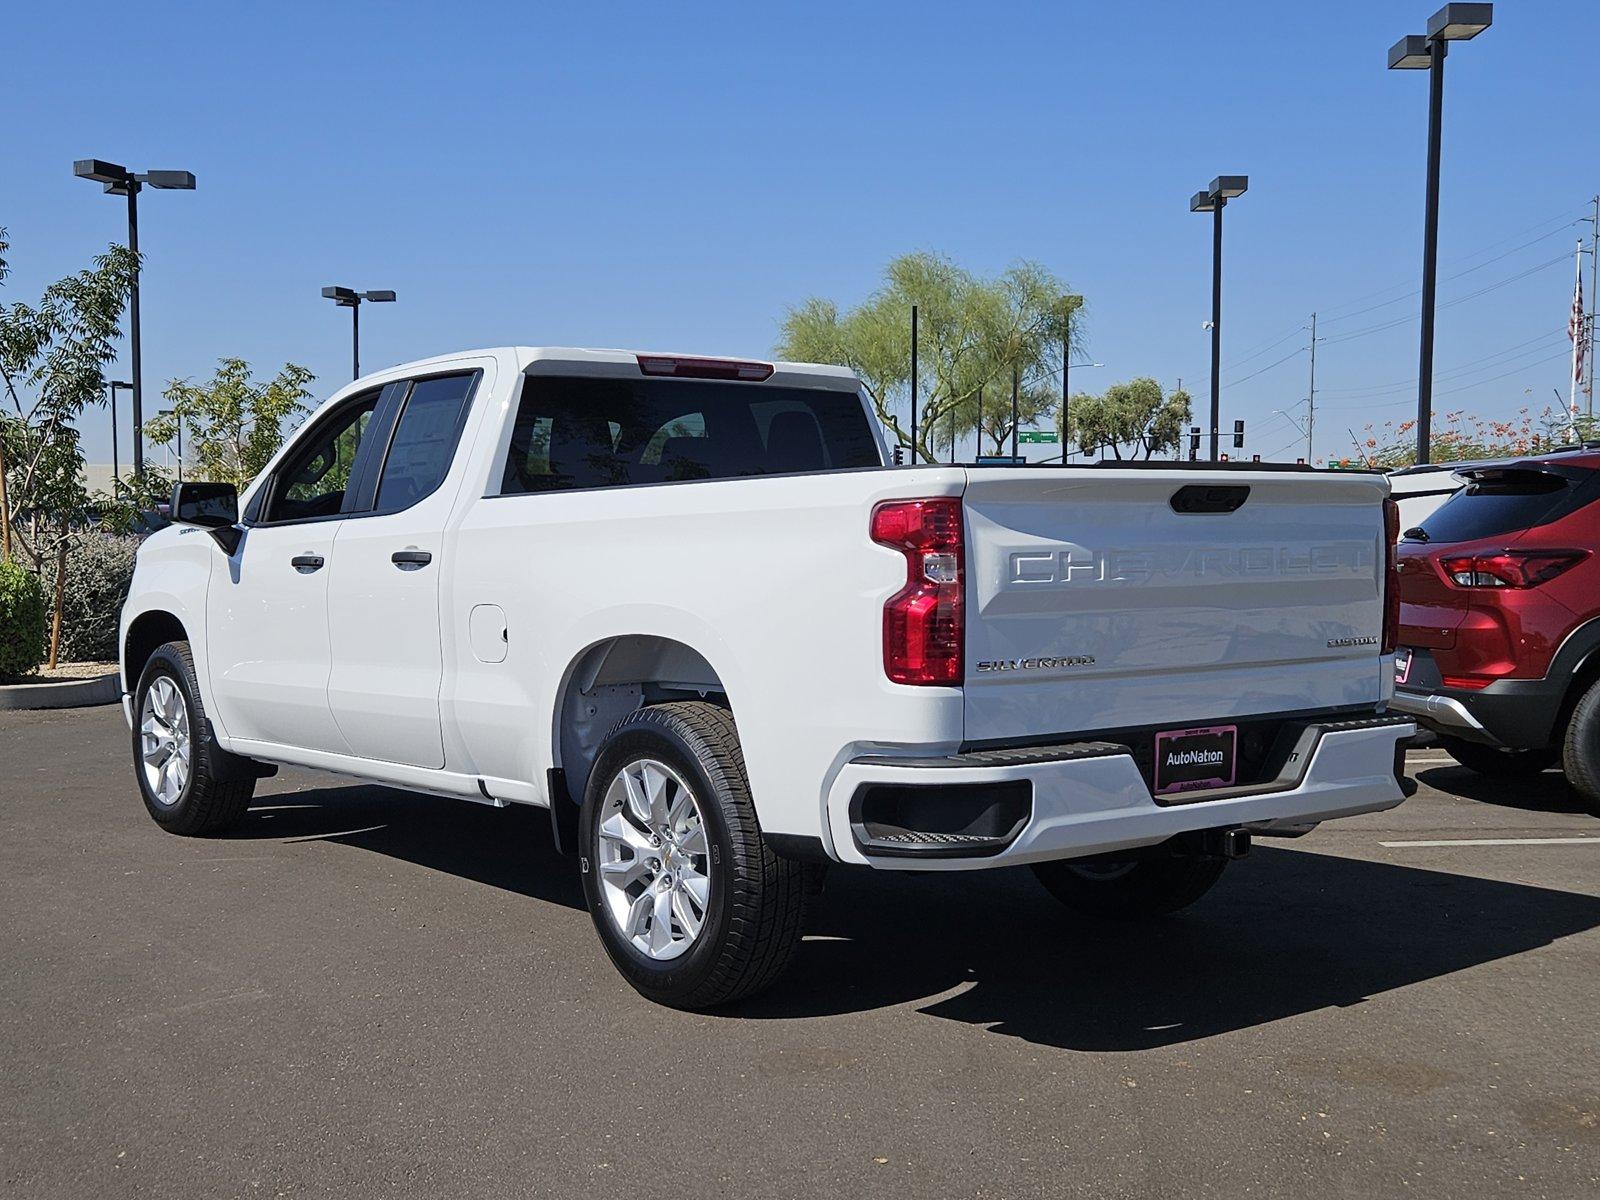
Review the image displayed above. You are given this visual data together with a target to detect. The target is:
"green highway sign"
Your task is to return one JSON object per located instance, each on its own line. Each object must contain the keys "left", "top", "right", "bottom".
{"left": 1017, "top": 430, "right": 1060, "bottom": 444}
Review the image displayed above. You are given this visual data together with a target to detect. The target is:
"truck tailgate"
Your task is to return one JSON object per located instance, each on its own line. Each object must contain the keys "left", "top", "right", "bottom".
{"left": 961, "top": 468, "right": 1390, "bottom": 743}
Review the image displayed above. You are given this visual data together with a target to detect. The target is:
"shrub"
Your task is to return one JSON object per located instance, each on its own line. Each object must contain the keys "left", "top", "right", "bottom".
{"left": 0, "top": 560, "right": 48, "bottom": 680}
{"left": 57, "top": 532, "right": 140, "bottom": 663}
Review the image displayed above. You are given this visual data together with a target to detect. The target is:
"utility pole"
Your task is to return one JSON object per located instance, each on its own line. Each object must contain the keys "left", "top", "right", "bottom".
{"left": 1306, "top": 312, "right": 1318, "bottom": 462}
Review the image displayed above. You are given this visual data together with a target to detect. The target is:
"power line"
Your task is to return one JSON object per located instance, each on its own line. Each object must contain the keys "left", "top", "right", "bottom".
{"left": 1318, "top": 223, "right": 1583, "bottom": 327}
{"left": 1314, "top": 206, "right": 1589, "bottom": 321}
{"left": 1320, "top": 250, "right": 1572, "bottom": 348}
{"left": 1224, "top": 345, "right": 1306, "bottom": 388}
{"left": 1317, "top": 333, "right": 1566, "bottom": 404}
{"left": 1316, "top": 327, "right": 1566, "bottom": 396}
{"left": 1321, "top": 346, "right": 1574, "bottom": 414}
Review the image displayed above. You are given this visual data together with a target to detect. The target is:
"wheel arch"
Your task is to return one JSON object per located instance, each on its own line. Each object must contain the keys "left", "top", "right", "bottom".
{"left": 123, "top": 609, "right": 190, "bottom": 695}
{"left": 1551, "top": 617, "right": 1600, "bottom": 739}
{"left": 552, "top": 634, "right": 730, "bottom": 809}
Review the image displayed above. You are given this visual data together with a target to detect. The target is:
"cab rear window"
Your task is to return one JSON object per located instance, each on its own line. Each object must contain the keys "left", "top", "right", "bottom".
{"left": 1414, "top": 467, "right": 1594, "bottom": 543}
{"left": 498, "top": 375, "right": 881, "bottom": 494}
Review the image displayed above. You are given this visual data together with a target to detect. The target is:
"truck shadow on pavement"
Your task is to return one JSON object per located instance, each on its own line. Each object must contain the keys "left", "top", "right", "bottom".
{"left": 754, "top": 847, "right": 1600, "bottom": 1049}
{"left": 1411, "top": 765, "right": 1593, "bottom": 816}
{"left": 235, "top": 784, "right": 1600, "bottom": 1053}
{"left": 240, "top": 783, "right": 588, "bottom": 911}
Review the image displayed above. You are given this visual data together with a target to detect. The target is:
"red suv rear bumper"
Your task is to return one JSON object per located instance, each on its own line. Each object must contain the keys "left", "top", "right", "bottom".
{"left": 1392, "top": 646, "right": 1574, "bottom": 750}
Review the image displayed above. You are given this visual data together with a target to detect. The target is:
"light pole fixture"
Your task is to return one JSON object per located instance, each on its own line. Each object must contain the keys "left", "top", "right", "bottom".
{"left": 109, "top": 379, "right": 132, "bottom": 489}
{"left": 73, "top": 159, "right": 196, "bottom": 478}
{"left": 1388, "top": 3, "right": 1493, "bottom": 464}
{"left": 1190, "top": 175, "right": 1248, "bottom": 461}
{"left": 322, "top": 286, "right": 397, "bottom": 380}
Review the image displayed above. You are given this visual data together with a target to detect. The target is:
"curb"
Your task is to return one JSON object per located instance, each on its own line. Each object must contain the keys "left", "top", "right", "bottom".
{"left": 0, "top": 672, "right": 121, "bottom": 712}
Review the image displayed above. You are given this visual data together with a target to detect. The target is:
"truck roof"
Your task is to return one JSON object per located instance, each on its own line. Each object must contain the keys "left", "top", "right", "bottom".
{"left": 370, "top": 346, "right": 863, "bottom": 392}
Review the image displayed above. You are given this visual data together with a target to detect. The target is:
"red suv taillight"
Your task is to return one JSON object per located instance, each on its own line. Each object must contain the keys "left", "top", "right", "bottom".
{"left": 871, "top": 498, "right": 964, "bottom": 685}
{"left": 1438, "top": 549, "right": 1589, "bottom": 589}
{"left": 1382, "top": 497, "right": 1400, "bottom": 654}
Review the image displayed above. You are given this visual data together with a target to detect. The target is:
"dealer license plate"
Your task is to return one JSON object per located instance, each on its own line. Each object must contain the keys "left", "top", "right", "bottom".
{"left": 1153, "top": 725, "right": 1238, "bottom": 796}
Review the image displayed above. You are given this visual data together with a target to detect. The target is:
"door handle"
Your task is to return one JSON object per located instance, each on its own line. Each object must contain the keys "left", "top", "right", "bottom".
{"left": 391, "top": 549, "right": 433, "bottom": 570}
{"left": 291, "top": 554, "right": 325, "bottom": 573}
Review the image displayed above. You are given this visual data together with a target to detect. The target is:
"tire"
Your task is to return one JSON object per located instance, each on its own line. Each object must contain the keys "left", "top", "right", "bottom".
{"left": 1439, "top": 735, "right": 1558, "bottom": 778}
{"left": 578, "top": 701, "right": 809, "bottom": 1010}
{"left": 1031, "top": 853, "right": 1229, "bottom": 920}
{"left": 132, "top": 641, "right": 255, "bottom": 836}
{"left": 1561, "top": 681, "right": 1600, "bottom": 817}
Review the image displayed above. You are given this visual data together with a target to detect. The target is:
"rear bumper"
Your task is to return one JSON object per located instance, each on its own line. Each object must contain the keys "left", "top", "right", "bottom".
{"left": 1393, "top": 655, "right": 1568, "bottom": 750}
{"left": 824, "top": 715, "right": 1415, "bottom": 870}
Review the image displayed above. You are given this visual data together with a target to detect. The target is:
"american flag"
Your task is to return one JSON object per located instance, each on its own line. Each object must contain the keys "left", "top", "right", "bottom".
{"left": 1573, "top": 251, "right": 1590, "bottom": 388}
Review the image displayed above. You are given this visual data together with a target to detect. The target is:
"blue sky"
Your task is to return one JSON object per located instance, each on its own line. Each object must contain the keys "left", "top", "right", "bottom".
{"left": 6, "top": 0, "right": 1596, "bottom": 466}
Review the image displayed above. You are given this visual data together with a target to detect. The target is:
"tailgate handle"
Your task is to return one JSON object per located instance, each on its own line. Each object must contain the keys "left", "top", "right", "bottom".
{"left": 1171, "top": 484, "right": 1250, "bottom": 514}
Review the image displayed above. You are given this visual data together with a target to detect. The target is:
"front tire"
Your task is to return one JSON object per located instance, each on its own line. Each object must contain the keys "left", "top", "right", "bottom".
{"left": 578, "top": 702, "right": 809, "bottom": 1009}
{"left": 1439, "top": 735, "right": 1558, "bottom": 778}
{"left": 1560, "top": 681, "right": 1600, "bottom": 817}
{"left": 132, "top": 641, "right": 254, "bottom": 835}
{"left": 1031, "top": 853, "right": 1228, "bottom": 920}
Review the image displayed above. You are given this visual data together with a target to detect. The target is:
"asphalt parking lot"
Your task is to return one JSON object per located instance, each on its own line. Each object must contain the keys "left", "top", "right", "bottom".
{"left": 2, "top": 705, "right": 1597, "bottom": 1199}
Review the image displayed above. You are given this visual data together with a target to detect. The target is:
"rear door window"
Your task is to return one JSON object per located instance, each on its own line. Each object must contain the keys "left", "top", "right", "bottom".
{"left": 1416, "top": 467, "right": 1594, "bottom": 543}
{"left": 499, "top": 376, "right": 880, "bottom": 494}
{"left": 372, "top": 373, "right": 478, "bottom": 513}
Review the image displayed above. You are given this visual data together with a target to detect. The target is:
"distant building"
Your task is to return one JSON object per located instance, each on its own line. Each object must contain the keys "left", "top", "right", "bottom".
{"left": 81, "top": 464, "right": 117, "bottom": 495}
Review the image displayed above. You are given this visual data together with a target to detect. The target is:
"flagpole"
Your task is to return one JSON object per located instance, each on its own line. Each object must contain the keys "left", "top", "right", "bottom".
{"left": 1588, "top": 195, "right": 1598, "bottom": 419}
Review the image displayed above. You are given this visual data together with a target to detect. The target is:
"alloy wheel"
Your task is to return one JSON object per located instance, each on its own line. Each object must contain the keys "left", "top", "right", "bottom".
{"left": 139, "top": 675, "right": 192, "bottom": 807}
{"left": 595, "top": 758, "right": 712, "bottom": 961}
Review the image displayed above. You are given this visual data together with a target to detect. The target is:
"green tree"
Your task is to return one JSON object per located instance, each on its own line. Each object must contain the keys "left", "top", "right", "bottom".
{"left": 0, "top": 227, "right": 135, "bottom": 566}
{"left": 1072, "top": 377, "right": 1192, "bottom": 460}
{"left": 144, "top": 357, "right": 315, "bottom": 489}
{"left": 775, "top": 252, "right": 1082, "bottom": 463}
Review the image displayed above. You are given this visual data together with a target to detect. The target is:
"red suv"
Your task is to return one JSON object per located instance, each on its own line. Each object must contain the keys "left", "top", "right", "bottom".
{"left": 1392, "top": 449, "right": 1600, "bottom": 814}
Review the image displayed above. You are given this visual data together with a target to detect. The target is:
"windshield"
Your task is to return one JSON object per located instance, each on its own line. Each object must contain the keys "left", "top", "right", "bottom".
{"left": 1410, "top": 466, "right": 1592, "bottom": 543}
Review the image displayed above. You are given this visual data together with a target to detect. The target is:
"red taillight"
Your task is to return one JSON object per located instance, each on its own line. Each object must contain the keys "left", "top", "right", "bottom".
{"left": 1439, "top": 549, "right": 1589, "bottom": 589}
{"left": 1440, "top": 675, "right": 1493, "bottom": 691}
{"left": 871, "top": 498, "right": 964, "bottom": 685}
{"left": 636, "top": 354, "right": 774, "bottom": 382}
{"left": 1382, "top": 498, "right": 1400, "bottom": 654}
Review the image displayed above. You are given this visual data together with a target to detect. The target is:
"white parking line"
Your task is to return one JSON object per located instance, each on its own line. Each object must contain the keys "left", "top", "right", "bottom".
{"left": 1379, "top": 836, "right": 1600, "bottom": 848}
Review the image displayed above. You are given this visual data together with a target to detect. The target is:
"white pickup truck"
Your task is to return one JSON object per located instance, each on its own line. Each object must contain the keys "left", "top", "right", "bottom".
{"left": 121, "top": 346, "right": 1414, "bottom": 1008}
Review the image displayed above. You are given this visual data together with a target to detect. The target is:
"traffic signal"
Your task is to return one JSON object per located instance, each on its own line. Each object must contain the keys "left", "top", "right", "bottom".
{"left": 1189, "top": 426, "right": 1201, "bottom": 460}
{"left": 892, "top": 445, "right": 905, "bottom": 465}
{"left": 1233, "top": 419, "right": 1245, "bottom": 449}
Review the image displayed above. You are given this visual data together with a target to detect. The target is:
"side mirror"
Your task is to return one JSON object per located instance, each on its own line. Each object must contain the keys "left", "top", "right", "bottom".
{"left": 171, "top": 481, "right": 243, "bottom": 554}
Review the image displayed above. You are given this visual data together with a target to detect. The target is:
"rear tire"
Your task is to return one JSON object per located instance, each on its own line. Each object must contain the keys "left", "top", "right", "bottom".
{"left": 1560, "top": 681, "right": 1600, "bottom": 817}
{"left": 1032, "top": 853, "right": 1228, "bottom": 920}
{"left": 578, "top": 701, "right": 810, "bottom": 1010}
{"left": 132, "top": 641, "right": 255, "bottom": 835}
{"left": 1439, "top": 735, "right": 1558, "bottom": 778}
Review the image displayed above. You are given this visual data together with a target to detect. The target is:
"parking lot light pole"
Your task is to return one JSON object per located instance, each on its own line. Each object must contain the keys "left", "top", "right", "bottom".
{"left": 1388, "top": 3, "right": 1494, "bottom": 465}
{"left": 1060, "top": 359, "right": 1103, "bottom": 460}
{"left": 1190, "top": 177, "right": 1248, "bottom": 460}
{"left": 322, "top": 287, "right": 397, "bottom": 380}
{"left": 109, "top": 380, "right": 132, "bottom": 488}
{"left": 73, "top": 160, "right": 196, "bottom": 478}
{"left": 157, "top": 408, "right": 183, "bottom": 483}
